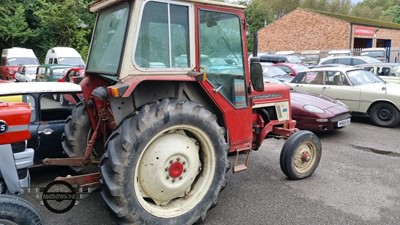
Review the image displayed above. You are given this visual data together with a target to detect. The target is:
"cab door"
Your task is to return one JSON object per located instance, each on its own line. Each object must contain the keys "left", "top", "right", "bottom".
{"left": 195, "top": 5, "right": 252, "bottom": 150}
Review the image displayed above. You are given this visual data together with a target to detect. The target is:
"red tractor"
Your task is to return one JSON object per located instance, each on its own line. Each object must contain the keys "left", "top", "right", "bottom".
{"left": 56, "top": 0, "right": 322, "bottom": 224}
{"left": 0, "top": 101, "right": 43, "bottom": 225}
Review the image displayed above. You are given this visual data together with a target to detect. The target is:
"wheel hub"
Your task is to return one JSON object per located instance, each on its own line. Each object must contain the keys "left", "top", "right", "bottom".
{"left": 294, "top": 144, "right": 314, "bottom": 172}
{"left": 378, "top": 108, "right": 392, "bottom": 121}
{"left": 137, "top": 132, "right": 201, "bottom": 206}
{"left": 168, "top": 161, "right": 184, "bottom": 178}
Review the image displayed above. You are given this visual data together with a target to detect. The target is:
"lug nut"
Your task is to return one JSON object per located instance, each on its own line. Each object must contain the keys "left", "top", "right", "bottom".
{"left": 172, "top": 179, "right": 176, "bottom": 183}
{"left": 169, "top": 160, "right": 173, "bottom": 164}
{"left": 182, "top": 161, "right": 186, "bottom": 165}
{"left": 166, "top": 176, "right": 170, "bottom": 179}
{"left": 177, "top": 157, "right": 180, "bottom": 161}
{"left": 165, "top": 167, "right": 169, "bottom": 171}
{"left": 183, "top": 169, "right": 187, "bottom": 173}
{"left": 179, "top": 176, "right": 183, "bottom": 180}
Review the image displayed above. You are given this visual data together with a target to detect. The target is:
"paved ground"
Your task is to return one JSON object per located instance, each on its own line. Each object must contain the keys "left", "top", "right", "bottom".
{"left": 26, "top": 117, "right": 400, "bottom": 225}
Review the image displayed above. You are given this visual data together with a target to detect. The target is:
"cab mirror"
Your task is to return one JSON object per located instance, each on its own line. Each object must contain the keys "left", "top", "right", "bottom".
{"left": 250, "top": 57, "right": 264, "bottom": 92}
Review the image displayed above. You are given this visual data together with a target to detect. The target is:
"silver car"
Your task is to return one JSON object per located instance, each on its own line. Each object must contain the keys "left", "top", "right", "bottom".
{"left": 15, "top": 65, "right": 38, "bottom": 82}
{"left": 289, "top": 67, "right": 400, "bottom": 128}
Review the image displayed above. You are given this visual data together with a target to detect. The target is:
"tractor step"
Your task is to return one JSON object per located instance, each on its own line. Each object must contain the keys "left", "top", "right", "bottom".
{"left": 232, "top": 150, "right": 251, "bottom": 173}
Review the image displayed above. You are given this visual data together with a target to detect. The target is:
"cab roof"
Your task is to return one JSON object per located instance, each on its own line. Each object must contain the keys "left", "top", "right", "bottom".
{"left": 89, "top": 0, "right": 245, "bottom": 12}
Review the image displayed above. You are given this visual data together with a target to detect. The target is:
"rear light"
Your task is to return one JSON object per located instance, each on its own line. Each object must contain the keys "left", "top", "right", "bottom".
{"left": 8, "top": 69, "right": 14, "bottom": 75}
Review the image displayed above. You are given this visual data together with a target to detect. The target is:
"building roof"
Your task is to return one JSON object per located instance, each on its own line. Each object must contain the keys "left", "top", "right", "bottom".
{"left": 303, "top": 8, "right": 400, "bottom": 30}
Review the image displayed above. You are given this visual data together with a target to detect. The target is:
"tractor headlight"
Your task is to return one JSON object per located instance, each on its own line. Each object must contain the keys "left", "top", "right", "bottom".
{"left": 304, "top": 105, "right": 325, "bottom": 114}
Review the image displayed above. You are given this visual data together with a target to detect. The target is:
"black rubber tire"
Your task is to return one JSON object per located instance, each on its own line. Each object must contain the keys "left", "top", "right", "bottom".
{"left": 0, "top": 195, "right": 43, "bottom": 225}
{"left": 62, "top": 101, "right": 91, "bottom": 158}
{"left": 369, "top": 102, "right": 400, "bottom": 128}
{"left": 62, "top": 101, "right": 103, "bottom": 172}
{"left": 59, "top": 95, "right": 68, "bottom": 106}
{"left": 280, "top": 130, "right": 322, "bottom": 180}
{"left": 100, "top": 98, "right": 229, "bottom": 225}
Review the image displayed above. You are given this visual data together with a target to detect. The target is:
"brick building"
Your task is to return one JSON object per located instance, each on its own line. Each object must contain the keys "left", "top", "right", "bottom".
{"left": 258, "top": 8, "right": 400, "bottom": 52}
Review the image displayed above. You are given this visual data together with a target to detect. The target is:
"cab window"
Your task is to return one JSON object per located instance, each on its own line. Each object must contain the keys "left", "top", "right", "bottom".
{"left": 198, "top": 10, "right": 246, "bottom": 108}
{"left": 135, "top": 2, "right": 189, "bottom": 69}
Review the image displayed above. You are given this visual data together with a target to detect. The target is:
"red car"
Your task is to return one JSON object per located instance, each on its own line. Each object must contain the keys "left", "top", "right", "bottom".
{"left": 57, "top": 67, "right": 84, "bottom": 105}
{"left": 273, "top": 63, "right": 309, "bottom": 76}
{"left": 57, "top": 67, "right": 84, "bottom": 83}
{"left": 266, "top": 77, "right": 351, "bottom": 132}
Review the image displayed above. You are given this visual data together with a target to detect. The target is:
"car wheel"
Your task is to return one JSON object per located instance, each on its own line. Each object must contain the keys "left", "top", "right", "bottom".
{"left": 280, "top": 130, "right": 322, "bottom": 180}
{"left": 0, "top": 194, "right": 43, "bottom": 225}
{"left": 53, "top": 94, "right": 59, "bottom": 101}
{"left": 369, "top": 102, "right": 400, "bottom": 128}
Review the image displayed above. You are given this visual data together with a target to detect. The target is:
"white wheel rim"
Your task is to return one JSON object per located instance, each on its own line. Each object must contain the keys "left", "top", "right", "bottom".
{"left": 293, "top": 141, "right": 317, "bottom": 174}
{"left": 134, "top": 125, "right": 216, "bottom": 218}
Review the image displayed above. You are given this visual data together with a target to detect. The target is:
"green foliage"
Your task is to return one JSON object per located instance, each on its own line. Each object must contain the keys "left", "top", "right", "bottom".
{"left": 0, "top": 0, "right": 94, "bottom": 62}
{"left": 0, "top": 4, "right": 37, "bottom": 47}
{"left": 383, "top": 5, "right": 400, "bottom": 23}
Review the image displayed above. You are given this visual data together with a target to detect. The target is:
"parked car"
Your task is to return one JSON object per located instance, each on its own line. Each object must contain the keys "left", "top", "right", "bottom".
{"left": 273, "top": 63, "right": 309, "bottom": 76}
{"left": 327, "top": 49, "right": 351, "bottom": 57}
{"left": 317, "top": 56, "right": 382, "bottom": 67}
{"left": 259, "top": 53, "right": 302, "bottom": 64}
{"left": 15, "top": 65, "right": 38, "bottom": 82}
{"left": 36, "top": 64, "right": 74, "bottom": 82}
{"left": 57, "top": 67, "right": 85, "bottom": 106}
{"left": 262, "top": 65, "right": 293, "bottom": 82}
{"left": 265, "top": 77, "right": 351, "bottom": 132}
{"left": 357, "top": 63, "right": 400, "bottom": 84}
{"left": 299, "top": 50, "right": 320, "bottom": 68}
{"left": 289, "top": 67, "right": 400, "bottom": 127}
{"left": 0, "top": 82, "right": 82, "bottom": 164}
{"left": 360, "top": 48, "right": 387, "bottom": 62}
{"left": 0, "top": 47, "right": 39, "bottom": 80}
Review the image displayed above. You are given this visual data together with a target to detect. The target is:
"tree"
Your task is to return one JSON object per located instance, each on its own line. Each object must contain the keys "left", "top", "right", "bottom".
{"left": 0, "top": 4, "right": 37, "bottom": 47}
{"left": 383, "top": 5, "right": 400, "bottom": 23}
{"left": 244, "top": 0, "right": 273, "bottom": 51}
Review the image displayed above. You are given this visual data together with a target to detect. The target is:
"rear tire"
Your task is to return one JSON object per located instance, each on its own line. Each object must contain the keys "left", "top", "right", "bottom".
{"left": 369, "top": 102, "right": 400, "bottom": 128}
{"left": 280, "top": 130, "right": 321, "bottom": 180}
{"left": 0, "top": 195, "right": 43, "bottom": 225}
{"left": 100, "top": 98, "right": 229, "bottom": 224}
{"left": 62, "top": 101, "right": 103, "bottom": 172}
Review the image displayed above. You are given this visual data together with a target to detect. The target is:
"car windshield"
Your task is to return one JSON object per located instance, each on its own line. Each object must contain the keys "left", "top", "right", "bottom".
{"left": 8, "top": 58, "right": 39, "bottom": 66}
{"left": 263, "top": 66, "right": 287, "bottom": 77}
{"left": 58, "top": 57, "right": 85, "bottom": 66}
{"left": 53, "top": 68, "right": 70, "bottom": 77}
{"left": 347, "top": 70, "right": 384, "bottom": 85}
{"left": 287, "top": 55, "right": 302, "bottom": 63}
{"left": 26, "top": 67, "right": 37, "bottom": 74}
{"left": 362, "top": 57, "right": 382, "bottom": 63}
{"left": 86, "top": 2, "right": 129, "bottom": 75}
{"left": 361, "top": 51, "right": 385, "bottom": 57}
{"left": 292, "top": 64, "right": 309, "bottom": 72}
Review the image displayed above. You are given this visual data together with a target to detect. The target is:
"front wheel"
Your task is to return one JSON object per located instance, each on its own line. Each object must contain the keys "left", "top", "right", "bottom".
{"left": 100, "top": 98, "right": 229, "bottom": 224}
{"left": 280, "top": 130, "right": 322, "bottom": 180}
{"left": 0, "top": 195, "right": 43, "bottom": 225}
{"left": 369, "top": 102, "right": 400, "bottom": 128}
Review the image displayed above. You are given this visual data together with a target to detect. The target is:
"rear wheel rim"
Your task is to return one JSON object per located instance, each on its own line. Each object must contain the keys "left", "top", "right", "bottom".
{"left": 134, "top": 125, "right": 215, "bottom": 218}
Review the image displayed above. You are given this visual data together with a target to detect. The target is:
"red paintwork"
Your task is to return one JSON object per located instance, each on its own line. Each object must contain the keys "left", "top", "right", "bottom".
{"left": 82, "top": 2, "right": 296, "bottom": 155}
{"left": 59, "top": 67, "right": 85, "bottom": 104}
{"left": 0, "top": 65, "right": 18, "bottom": 80}
{"left": 0, "top": 102, "right": 31, "bottom": 145}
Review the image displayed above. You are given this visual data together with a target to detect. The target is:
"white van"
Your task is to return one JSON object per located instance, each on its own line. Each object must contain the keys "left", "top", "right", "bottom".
{"left": 45, "top": 47, "right": 85, "bottom": 68}
{"left": 0, "top": 47, "right": 39, "bottom": 80}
